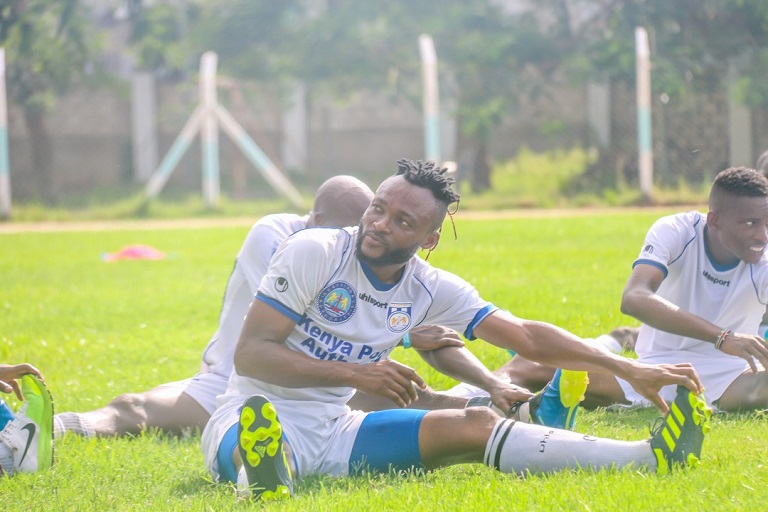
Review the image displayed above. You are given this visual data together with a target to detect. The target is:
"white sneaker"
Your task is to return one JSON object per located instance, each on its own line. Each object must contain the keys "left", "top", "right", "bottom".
{"left": 0, "top": 374, "right": 54, "bottom": 474}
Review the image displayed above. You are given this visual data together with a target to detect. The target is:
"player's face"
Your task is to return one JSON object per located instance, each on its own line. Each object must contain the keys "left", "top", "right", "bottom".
{"left": 356, "top": 176, "right": 440, "bottom": 267}
{"left": 710, "top": 195, "right": 768, "bottom": 265}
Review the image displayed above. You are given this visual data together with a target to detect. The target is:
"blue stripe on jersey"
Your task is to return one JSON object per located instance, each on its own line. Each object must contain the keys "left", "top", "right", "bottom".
{"left": 669, "top": 215, "right": 700, "bottom": 266}
{"left": 633, "top": 258, "right": 668, "bottom": 278}
{"left": 464, "top": 303, "right": 499, "bottom": 340}
{"left": 360, "top": 260, "right": 397, "bottom": 291}
{"left": 349, "top": 409, "right": 427, "bottom": 475}
{"left": 256, "top": 292, "right": 303, "bottom": 323}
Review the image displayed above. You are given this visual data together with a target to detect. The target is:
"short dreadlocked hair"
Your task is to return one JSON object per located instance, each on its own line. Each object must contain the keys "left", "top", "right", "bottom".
{"left": 709, "top": 167, "right": 768, "bottom": 212}
{"left": 395, "top": 158, "right": 460, "bottom": 230}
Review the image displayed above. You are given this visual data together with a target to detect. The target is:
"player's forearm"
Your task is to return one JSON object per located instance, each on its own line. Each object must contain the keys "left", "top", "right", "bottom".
{"left": 418, "top": 346, "right": 502, "bottom": 391}
{"left": 234, "top": 341, "right": 357, "bottom": 388}
{"left": 621, "top": 291, "right": 722, "bottom": 344}
{"left": 475, "top": 313, "right": 632, "bottom": 375}
{"left": 510, "top": 321, "right": 637, "bottom": 375}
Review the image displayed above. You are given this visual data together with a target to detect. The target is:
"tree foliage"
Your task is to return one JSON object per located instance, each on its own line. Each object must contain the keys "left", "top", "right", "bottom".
{"left": 0, "top": 0, "right": 96, "bottom": 204}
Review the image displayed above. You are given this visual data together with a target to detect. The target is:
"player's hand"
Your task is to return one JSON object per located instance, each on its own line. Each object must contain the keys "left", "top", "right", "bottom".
{"left": 717, "top": 332, "right": 768, "bottom": 373}
{"left": 484, "top": 379, "right": 534, "bottom": 415}
{"left": 623, "top": 361, "right": 703, "bottom": 413}
{"left": 408, "top": 325, "right": 465, "bottom": 351}
{"left": 349, "top": 359, "right": 426, "bottom": 407}
{"left": 0, "top": 363, "right": 44, "bottom": 401}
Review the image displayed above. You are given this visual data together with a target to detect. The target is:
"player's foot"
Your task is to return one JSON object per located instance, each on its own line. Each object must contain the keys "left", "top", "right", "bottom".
{"left": 650, "top": 385, "right": 711, "bottom": 474}
{"left": 237, "top": 395, "right": 293, "bottom": 501}
{"left": 528, "top": 369, "right": 589, "bottom": 430}
{"left": 0, "top": 374, "right": 54, "bottom": 475}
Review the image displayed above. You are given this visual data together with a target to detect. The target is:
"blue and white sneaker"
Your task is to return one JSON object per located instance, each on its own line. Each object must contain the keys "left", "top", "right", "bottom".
{"left": 528, "top": 369, "right": 589, "bottom": 430}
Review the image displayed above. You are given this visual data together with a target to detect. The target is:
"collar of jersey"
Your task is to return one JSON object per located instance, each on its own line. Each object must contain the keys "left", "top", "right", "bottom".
{"left": 359, "top": 260, "right": 399, "bottom": 291}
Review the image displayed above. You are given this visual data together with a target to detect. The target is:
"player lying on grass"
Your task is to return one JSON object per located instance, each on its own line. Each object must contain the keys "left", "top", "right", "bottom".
{"left": 0, "top": 363, "right": 53, "bottom": 476}
{"left": 479, "top": 167, "right": 768, "bottom": 413}
{"left": 54, "top": 175, "right": 569, "bottom": 439}
{"left": 201, "top": 159, "right": 712, "bottom": 501}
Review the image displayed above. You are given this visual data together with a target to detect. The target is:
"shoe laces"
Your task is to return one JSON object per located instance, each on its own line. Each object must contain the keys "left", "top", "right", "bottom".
{"left": 649, "top": 416, "right": 665, "bottom": 437}
{"left": 506, "top": 401, "right": 524, "bottom": 419}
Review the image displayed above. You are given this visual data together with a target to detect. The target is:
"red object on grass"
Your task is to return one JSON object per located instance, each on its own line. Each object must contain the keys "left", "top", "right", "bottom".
{"left": 102, "top": 244, "right": 166, "bottom": 262}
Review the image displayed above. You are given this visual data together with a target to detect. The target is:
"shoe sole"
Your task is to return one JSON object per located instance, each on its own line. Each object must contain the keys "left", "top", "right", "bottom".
{"left": 238, "top": 396, "right": 292, "bottom": 501}
{"left": 559, "top": 370, "right": 589, "bottom": 429}
{"left": 22, "top": 374, "right": 54, "bottom": 471}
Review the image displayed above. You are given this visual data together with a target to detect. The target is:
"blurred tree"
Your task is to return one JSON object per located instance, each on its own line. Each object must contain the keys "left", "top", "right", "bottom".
{"left": 575, "top": 0, "right": 768, "bottom": 98}
{"left": 146, "top": 0, "right": 574, "bottom": 192}
{"left": 567, "top": 0, "right": 768, "bottom": 189}
{"left": 291, "top": 0, "right": 576, "bottom": 192}
{"left": 129, "top": 1, "right": 768, "bottom": 193}
{"left": 126, "top": 0, "right": 196, "bottom": 78}
{"left": 0, "top": 0, "right": 95, "bottom": 204}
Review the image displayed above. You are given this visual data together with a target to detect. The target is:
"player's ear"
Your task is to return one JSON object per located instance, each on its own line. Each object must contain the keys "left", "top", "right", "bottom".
{"left": 421, "top": 231, "right": 440, "bottom": 251}
{"left": 706, "top": 210, "right": 719, "bottom": 231}
{"left": 309, "top": 210, "right": 324, "bottom": 227}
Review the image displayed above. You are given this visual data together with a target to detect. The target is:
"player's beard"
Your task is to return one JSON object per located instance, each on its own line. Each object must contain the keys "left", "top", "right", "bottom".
{"left": 355, "top": 223, "right": 421, "bottom": 267}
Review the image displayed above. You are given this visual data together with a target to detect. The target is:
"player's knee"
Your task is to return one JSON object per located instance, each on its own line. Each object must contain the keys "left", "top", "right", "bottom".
{"left": 108, "top": 393, "right": 149, "bottom": 428}
{"left": 462, "top": 405, "right": 501, "bottom": 428}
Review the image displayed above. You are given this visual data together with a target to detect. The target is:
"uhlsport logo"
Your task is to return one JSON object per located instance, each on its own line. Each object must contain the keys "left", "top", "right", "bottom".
{"left": 317, "top": 281, "right": 357, "bottom": 323}
{"left": 387, "top": 303, "right": 412, "bottom": 333}
{"left": 274, "top": 276, "right": 289, "bottom": 292}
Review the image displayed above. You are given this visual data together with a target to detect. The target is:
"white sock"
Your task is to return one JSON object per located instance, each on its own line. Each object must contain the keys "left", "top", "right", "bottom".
{"left": 484, "top": 419, "right": 655, "bottom": 475}
{"left": 54, "top": 413, "right": 94, "bottom": 439}
{"left": 0, "top": 442, "right": 14, "bottom": 476}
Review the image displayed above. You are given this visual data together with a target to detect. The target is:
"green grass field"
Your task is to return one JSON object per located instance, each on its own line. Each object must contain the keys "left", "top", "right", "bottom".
{"left": 1, "top": 210, "right": 767, "bottom": 511}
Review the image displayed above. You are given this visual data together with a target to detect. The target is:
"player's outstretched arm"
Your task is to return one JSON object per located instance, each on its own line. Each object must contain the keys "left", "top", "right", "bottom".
{"left": 234, "top": 300, "right": 425, "bottom": 407}
{"left": 472, "top": 310, "right": 704, "bottom": 413}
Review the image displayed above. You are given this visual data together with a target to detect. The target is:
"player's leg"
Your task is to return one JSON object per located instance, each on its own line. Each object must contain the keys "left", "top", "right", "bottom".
{"left": 54, "top": 374, "right": 222, "bottom": 437}
{"left": 419, "top": 385, "right": 711, "bottom": 475}
{"left": 349, "top": 386, "right": 470, "bottom": 412}
{"left": 495, "top": 356, "right": 555, "bottom": 390}
{"left": 713, "top": 370, "right": 768, "bottom": 411}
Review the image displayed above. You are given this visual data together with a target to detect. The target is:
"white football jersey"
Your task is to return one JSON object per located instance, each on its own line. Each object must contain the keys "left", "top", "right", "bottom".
{"left": 633, "top": 211, "right": 768, "bottom": 358}
{"left": 200, "top": 213, "right": 309, "bottom": 378}
{"left": 227, "top": 226, "right": 496, "bottom": 422}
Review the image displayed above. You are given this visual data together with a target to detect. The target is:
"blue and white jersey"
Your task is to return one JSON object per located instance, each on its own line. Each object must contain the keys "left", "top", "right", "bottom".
{"left": 200, "top": 213, "right": 309, "bottom": 379}
{"left": 227, "top": 225, "right": 496, "bottom": 422}
{"left": 633, "top": 211, "right": 768, "bottom": 360}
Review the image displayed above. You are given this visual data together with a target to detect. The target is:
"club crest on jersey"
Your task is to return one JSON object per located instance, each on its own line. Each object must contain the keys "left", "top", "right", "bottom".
{"left": 387, "top": 303, "right": 412, "bottom": 333}
{"left": 317, "top": 281, "right": 357, "bottom": 323}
